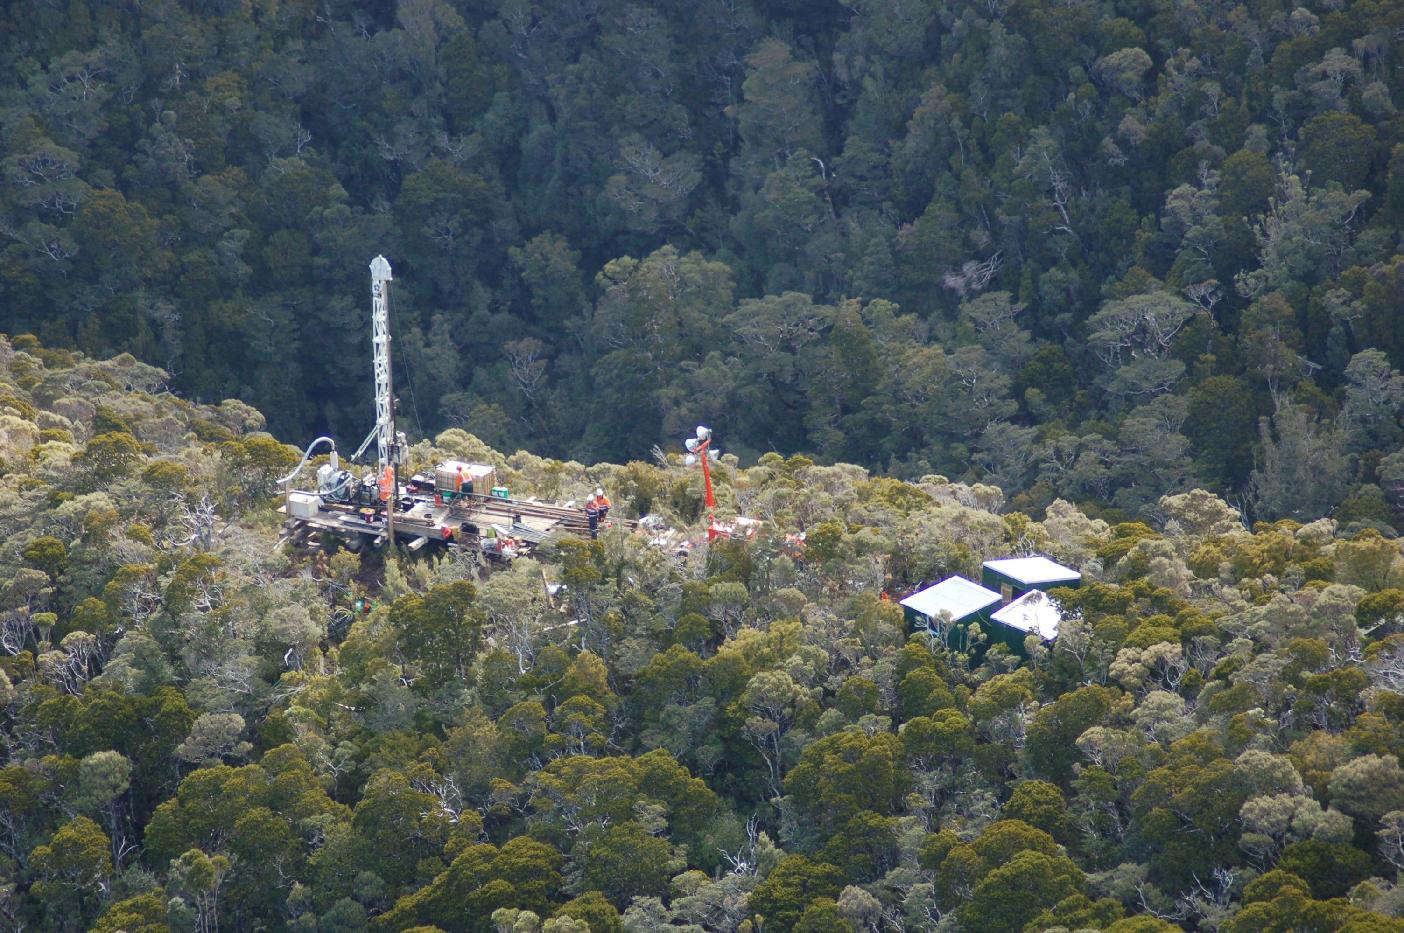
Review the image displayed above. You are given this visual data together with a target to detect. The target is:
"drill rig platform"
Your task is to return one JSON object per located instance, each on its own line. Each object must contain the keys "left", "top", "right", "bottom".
{"left": 278, "top": 488, "right": 603, "bottom": 561}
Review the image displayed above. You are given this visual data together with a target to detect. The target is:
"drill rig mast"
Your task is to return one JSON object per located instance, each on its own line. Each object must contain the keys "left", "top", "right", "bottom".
{"left": 370, "top": 256, "right": 397, "bottom": 473}
{"left": 369, "top": 255, "right": 404, "bottom": 545}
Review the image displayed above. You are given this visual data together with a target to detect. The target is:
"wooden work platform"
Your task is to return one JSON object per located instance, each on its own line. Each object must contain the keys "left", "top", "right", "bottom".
{"left": 280, "top": 490, "right": 634, "bottom": 555}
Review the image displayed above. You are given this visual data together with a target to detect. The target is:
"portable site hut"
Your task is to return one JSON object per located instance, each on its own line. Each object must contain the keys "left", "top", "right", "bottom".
{"left": 986, "top": 589, "right": 1063, "bottom": 653}
{"left": 981, "top": 556, "right": 1081, "bottom": 604}
{"left": 900, "top": 577, "right": 1001, "bottom": 652}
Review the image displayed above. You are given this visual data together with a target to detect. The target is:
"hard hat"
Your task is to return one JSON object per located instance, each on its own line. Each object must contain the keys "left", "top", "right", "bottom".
{"left": 595, "top": 487, "right": 604, "bottom": 497}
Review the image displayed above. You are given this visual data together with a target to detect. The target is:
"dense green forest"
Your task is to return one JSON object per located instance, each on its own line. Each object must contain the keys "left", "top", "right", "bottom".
{"left": 2, "top": 0, "right": 1403, "bottom": 524}
{"left": 10, "top": 341, "right": 1404, "bottom": 930}
{"left": 7, "top": 0, "right": 1404, "bottom": 930}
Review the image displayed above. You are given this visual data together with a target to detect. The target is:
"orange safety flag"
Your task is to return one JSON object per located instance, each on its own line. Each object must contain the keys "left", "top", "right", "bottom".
{"left": 379, "top": 466, "right": 394, "bottom": 502}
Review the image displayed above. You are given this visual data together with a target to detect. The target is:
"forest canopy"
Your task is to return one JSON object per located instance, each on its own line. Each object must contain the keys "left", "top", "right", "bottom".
{"left": 3, "top": 340, "right": 1404, "bottom": 930}
{"left": 2, "top": 0, "right": 1403, "bottom": 526}
{"left": 6, "top": 0, "right": 1404, "bottom": 929}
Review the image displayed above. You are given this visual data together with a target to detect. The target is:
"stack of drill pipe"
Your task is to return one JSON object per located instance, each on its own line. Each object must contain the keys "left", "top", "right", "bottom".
{"left": 448, "top": 493, "right": 636, "bottom": 532}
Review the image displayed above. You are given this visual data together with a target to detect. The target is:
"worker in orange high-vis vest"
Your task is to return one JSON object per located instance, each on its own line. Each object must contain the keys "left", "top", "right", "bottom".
{"left": 584, "top": 487, "right": 612, "bottom": 538}
{"left": 453, "top": 465, "right": 466, "bottom": 500}
{"left": 379, "top": 466, "right": 394, "bottom": 503}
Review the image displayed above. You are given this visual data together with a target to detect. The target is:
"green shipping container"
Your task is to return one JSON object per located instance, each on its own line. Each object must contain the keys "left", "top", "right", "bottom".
{"left": 981, "top": 556, "right": 1081, "bottom": 603}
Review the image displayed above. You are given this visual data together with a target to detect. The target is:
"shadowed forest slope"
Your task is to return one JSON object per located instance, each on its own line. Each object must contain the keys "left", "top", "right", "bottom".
{"left": 2, "top": 0, "right": 1403, "bottom": 525}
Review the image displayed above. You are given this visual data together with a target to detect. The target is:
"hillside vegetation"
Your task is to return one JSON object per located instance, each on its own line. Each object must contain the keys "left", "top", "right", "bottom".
{"left": 2, "top": 0, "right": 1403, "bottom": 524}
{"left": 7, "top": 341, "right": 1404, "bottom": 930}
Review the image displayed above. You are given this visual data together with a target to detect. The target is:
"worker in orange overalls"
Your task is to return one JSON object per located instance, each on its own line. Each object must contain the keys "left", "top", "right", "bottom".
{"left": 379, "top": 466, "right": 394, "bottom": 503}
{"left": 453, "top": 465, "right": 466, "bottom": 500}
{"left": 584, "top": 487, "right": 612, "bottom": 539}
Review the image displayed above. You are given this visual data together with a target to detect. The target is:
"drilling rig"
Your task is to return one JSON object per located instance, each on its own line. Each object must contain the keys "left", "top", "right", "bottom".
{"left": 278, "top": 255, "right": 620, "bottom": 557}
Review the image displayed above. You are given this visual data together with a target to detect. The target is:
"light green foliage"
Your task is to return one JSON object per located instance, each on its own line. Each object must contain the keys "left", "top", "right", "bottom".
{"left": 387, "top": 579, "right": 482, "bottom": 690}
{"left": 166, "top": 848, "right": 231, "bottom": 933}
{"left": 78, "top": 431, "right": 144, "bottom": 484}
{"left": 748, "top": 855, "right": 844, "bottom": 933}
{"left": 929, "top": 820, "right": 1083, "bottom": 926}
{"left": 28, "top": 815, "right": 113, "bottom": 929}
{"left": 967, "top": 669, "right": 1037, "bottom": 743}
{"left": 961, "top": 849, "right": 1084, "bottom": 931}
{"left": 76, "top": 749, "right": 131, "bottom": 811}
{"left": 90, "top": 891, "right": 171, "bottom": 933}
{"left": 351, "top": 769, "right": 454, "bottom": 888}
{"left": 6, "top": 318, "right": 1404, "bottom": 931}
{"left": 175, "top": 712, "right": 250, "bottom": 767}
{"left": 1003, "top": 780, "right": 1071, "bottom": 841}
{"left": 1249, "top": 402, "right": 1353, "bottom": 522}
{"left": 787, "top": 730, "right": 906, "bottom": 833}
{"left": 733, "top": 40, "right": 824, "bottom": 169}
{"left": 375, "top": 837, "right": 563, "bottom": 932}
{"left": 1329, "top": 754, "right": 1404, "bottom": 823}
{"left": 579, "top": 821, "right": 674, "bottom": 907}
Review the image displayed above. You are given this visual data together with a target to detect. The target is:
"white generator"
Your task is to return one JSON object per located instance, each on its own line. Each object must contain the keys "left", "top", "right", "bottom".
{"left": 287, "top": 492, "right": 321, "bottom": 519}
